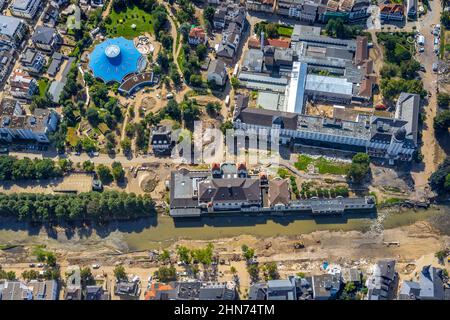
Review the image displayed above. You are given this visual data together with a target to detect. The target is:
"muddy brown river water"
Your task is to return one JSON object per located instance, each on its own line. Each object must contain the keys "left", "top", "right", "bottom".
{"left": 0, "top": 207, "right": 445, "bottom": 252}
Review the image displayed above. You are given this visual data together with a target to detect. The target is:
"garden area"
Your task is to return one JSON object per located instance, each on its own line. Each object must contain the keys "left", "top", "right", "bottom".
{"left": 294, "top": 155, "right": 351, "bottom": 175}
{"left": 105, "top": 6, "right": 156, "bottom": 38}
{"left": 277, "top": 167, "right": 350, "bottom": 199}
{"left": 254, "top": 22, "right": 293, "bottom": 39}
{"left": 377, "top": 32, "right": 426, "bottom": 102}
{"left": 37, "top": 78, "right": 50, "bottom": 97}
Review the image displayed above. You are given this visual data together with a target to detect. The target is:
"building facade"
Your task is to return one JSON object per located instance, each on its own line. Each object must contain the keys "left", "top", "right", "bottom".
{"left": 10, "top": 0, "right": 42, "bottom": 19}
{"left": 0, "top": 15, "right": 28, "bottom": 48}
{"left": 0, "top": 98, "right": 58, "bottom": 143}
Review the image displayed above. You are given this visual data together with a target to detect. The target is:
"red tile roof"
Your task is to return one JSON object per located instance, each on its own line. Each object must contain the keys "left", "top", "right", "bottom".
{"left": 266, "top": 38, "right": 290, "bottom": 48}
{"left": 189, "top": 27, "right": 206, "bottom": 40}
{"left": 380, "top": 4, "right": 404, "bottom": 14}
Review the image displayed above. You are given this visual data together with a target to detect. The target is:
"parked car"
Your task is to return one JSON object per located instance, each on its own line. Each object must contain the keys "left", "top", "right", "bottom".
{"left": 92, "top": 264, "right": 101, "bottom": 269}
{"left": 432, "top": 63, "right": 438, "bottom": 72}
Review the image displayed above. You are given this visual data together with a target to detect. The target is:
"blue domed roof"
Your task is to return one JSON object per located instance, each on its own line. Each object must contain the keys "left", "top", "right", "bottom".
{"left": 88, "top": 37, "right": 143, "bottom": 83}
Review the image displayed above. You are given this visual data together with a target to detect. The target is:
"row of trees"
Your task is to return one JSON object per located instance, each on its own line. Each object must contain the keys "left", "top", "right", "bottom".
{"left": 429, "top": 156, "right": 450, "bottom": 194}
{"left": 434, "top": 110, "right": 450, "bottom": 132}
{"left": 0, "top": 156, "right": 64, "bottom": 181}
{"left": 380, "top": 77, "right": 426, "bottom": 101}
{"left": 325, "top": 18, "right": 362, "bottom": 39}
{"left": 0, "top": 191, "right": 155, "bottom": 223}
{"left": 176, "top": 243, "right": 215, "bottom": 265}
{"left": 95, "top": 162, "right": 125, "bottom": 184}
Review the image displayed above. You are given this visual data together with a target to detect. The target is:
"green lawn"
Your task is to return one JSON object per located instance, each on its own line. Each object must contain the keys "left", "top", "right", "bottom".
{"left": 105, "top": 6, "right": 155, "bottom": 38}
{"left": 37, "top": 78, "right": 49, "bottom": 97}
{"left": 294, "top": 155, "right": 350, "bottom": 175}
{"left": 66, "top": 127, "right": 80, "bottom": 147}
{"left": 277, "top": 26, "right": 293, "bottom": 37}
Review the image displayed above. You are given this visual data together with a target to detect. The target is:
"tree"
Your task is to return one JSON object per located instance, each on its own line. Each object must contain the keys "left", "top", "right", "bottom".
{"left": 230, "top": 76, "right": 240, "bottom": 89}
{"left": 86, "top": 107, "right": 100, "bottom": 126}
{"left": 220, "top": 120, "right": 233, "bottom": 134}
{"left": 177, "top": 246, "right": 191, "bottom": 264}
{"left": 121, "top": 138, "right": 132, "bottom": 154}
{"left": 154, "top": 265, "right": 177, "bottom": 283}
{"left": 170, "top": 67, "right": 182, "bottom": 86}
{"left": 153, "top": 10, "right": 168, "bottom": 37}
{"left": 265, "top": 23, "right": 278, "bottom": 38}
{"left": 196, "top": 44, "right": 208, "bottom": 61}
{"left": 434, "top": 110, "right": 450, "bottom": 132}
{"left": 347, "top": 153, "right": 371, "bottom": 183}
{"left": 344, "top": 281, "right": 356, "bottom": 293}
{"left": 105, "top": 132, "right": 116, "bottom": 154}
{"left": 22, "top": 269, "right": 39, "bottom": 281}
{"left": 230, "top": 266, "right": 237, "bottom": 274}
{"left": 203, "top": 6, "right": 215, "bottom": 23}
{"left": 46, "top": 252, "right": 57, "bottom": 267}
{"left": 380, "top": 64, "right": 400, "bottom": 79}
{"left": 82, "top": 160, "right": 95, "bottom": 172}
{"left": 325, "top": 18, "right": 358, "bottom": 39}
{"left": 36, "top": 251, "right": 47, "bottom": 263}
{"left": 191, "top": 243, "right": 214, "bottom": 265}
{"left": 113, "top": 265, "right": 127, "bottom": 281}
{"left": 157, "top": 52, "right": 170, "bottom": 73}
{"left": 441, "top": 11, "right": 450, "bottom": 28}
{"left": 400, "top": 60, "right": 421, "bottom": 80}
{"left": 181, "top": 100, "right": 201, "bottom": 125}
{"left": 159, "top": 249, "right": 171, "bottom": 263}
{"left": 435, "top": 250, "right": 448, "bottom": 264}
{"left": 445, "top": 174, "right": 450, "bottom": 191}
{"left": 159, "top": 32, "right": 173, "bottom": 50}
{"left": 111, "top": 161, "right": 125, "bottom": 183}
{"left": 189, "top": 74, "right": 203, "bottom": 87}
{"left": 96, "top": 164, "right": 113, "bottom": 184}
{"left": 263, "top": 262, "right": 279, "bottom": 280}
{"left": 247, "top": 264, "right": 259, "bottom": 280}
{"left": 429, "top": 157, "right": 450, "bottom": 193}
{"left": 80, "top": 267, "right": 95, "bottom": 285}
{"left": 90, "top": 83, "right": 109, "bottom": 108}
{"left": 163, "top": 99, "right": 181, "bottom": 121}
{"left": 437, "top": 93, "right": 450, "bottom": 108}
{"left": 206, "top": 102, "right": 221, "bottom": 116}
{"left": 241, "top": 245, "right": 255, "bottom": 261}
{"left": 179, "top": 22, "right": 191, "bottom": 41}
{"left": 58, "top": 159, "right": 73, "bottom": 173}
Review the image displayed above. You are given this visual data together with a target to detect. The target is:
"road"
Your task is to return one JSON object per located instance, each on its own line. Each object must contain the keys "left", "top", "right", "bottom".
{"left": 410, "top": 0, "right": 445, "bottom": 196}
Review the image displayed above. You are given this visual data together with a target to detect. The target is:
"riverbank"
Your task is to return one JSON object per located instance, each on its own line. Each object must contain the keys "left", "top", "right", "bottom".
{"left": 0, "top": 206, "right": 449, "bottom": 299}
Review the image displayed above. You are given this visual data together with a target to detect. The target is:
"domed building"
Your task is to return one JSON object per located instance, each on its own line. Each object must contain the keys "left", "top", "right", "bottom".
{"left": 88, "top": 37, "right": 146, "bottom": 83}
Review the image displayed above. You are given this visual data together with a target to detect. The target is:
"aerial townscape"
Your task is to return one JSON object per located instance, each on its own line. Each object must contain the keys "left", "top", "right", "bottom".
{"left": 0, "top": 0, "right": 449, "bottom": 304}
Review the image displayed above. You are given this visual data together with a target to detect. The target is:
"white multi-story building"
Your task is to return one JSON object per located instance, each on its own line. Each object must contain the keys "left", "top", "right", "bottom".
{"left": 10, "top": 0, "right": 42, "bottom": 19}
{"left": 9, "top": 71, "right": 38, "bottom": 100}
{"left": 0, "top": 98, "right": 58, "bottom": 144}
{"left": 234, "top": 91, "right": 420, "bottom": 164}
{"left": 0, "top": 15, "right": 28, "bottom": 48}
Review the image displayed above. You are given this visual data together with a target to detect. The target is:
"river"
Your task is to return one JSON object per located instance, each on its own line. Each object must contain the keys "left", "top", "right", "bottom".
{"left": 0, "top": 207, "right": 445, "bottom": 252}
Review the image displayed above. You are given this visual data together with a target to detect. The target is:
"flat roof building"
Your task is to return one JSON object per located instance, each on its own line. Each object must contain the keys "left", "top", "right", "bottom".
{"left": 285, "top": 61, "right": 308, "bottom": 114}
{"left": 0, "top": 15, "right": 28, "bottom": 48}
{"left": 0, "top": 98, "right": 58, "bottom": 143}
{"left": 10, "top": 0, "right": 42, "bottom": 19}
{"left": 305, "top": 74, "right": 354, "bottom": 103}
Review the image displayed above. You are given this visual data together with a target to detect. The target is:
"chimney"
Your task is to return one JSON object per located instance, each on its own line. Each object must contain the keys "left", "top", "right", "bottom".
{"left": 260, "top": 31, "right": 265, "bottom": 51}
